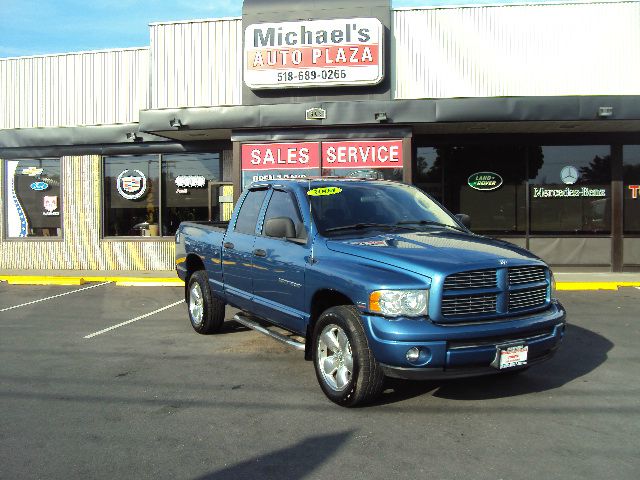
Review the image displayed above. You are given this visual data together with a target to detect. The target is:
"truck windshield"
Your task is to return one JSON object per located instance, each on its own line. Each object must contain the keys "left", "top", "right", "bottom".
{"left": 308, "top": 182, "right": 463, "bottom": 236}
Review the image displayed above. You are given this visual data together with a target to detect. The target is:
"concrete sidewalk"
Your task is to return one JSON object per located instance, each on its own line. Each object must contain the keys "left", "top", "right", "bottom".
{"left": 0, "top": 269, "right": 182, "bottom": 287}
{"left": 1, "top": 269, "right": 640, "bottom": 290}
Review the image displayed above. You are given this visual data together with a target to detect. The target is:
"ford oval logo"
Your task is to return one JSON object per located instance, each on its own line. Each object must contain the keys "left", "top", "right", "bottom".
{"left": 30, "top": 181, "right": 49, "bottom": 191}
{"left": 468, "top": 172, "right": 503, "bottom": 191}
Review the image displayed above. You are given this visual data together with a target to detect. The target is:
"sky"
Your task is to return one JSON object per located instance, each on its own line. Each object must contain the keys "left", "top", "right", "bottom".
{"left": 0, "top": 0, "right": 617, "bottom": 58}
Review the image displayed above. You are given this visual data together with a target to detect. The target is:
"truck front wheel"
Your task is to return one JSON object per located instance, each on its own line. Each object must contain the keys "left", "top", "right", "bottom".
{"left": 187, "top": 271, "right": 225, "bottom": 334}
{"left": 312, "top": 305, "right": 385, "bottom": 407}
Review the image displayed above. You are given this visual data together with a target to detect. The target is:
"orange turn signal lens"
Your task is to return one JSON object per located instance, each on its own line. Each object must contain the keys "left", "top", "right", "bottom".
{"left": 369, "top": 291, "right": 383, "bottom": 313}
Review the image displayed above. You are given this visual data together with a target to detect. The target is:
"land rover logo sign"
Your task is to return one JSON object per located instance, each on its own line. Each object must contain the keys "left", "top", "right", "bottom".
{"left": 117, "top": 170, "right": 147, "bottom": 200}
{"left": 468, "top": 172, "right": 503, "bottom": 191}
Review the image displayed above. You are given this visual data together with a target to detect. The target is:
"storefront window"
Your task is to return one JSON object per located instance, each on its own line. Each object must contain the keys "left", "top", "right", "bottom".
{"left": 415, "top": 147, "right": 442, "bottom": 202}
{"left": 161, "top": 153, "right": 222, "bottom": 236}
{"left": 529, "top": 146, "right": 611, "bottom": 234}
{"left": 103, "top": 155, "right": 160, "bottom": 237}
{"left": 4, "top": 158, "right": 62, "bottom": 238}
{"left": 439, "top": 145, "right": 527, "bottom": 234}
{"left": 623, "top": 145, "right": 640, "bottom": 234}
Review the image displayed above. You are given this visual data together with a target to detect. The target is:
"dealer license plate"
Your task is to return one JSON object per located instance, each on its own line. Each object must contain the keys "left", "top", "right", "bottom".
{"left": 492, "top": 344, "right": 528, "bottom": 370}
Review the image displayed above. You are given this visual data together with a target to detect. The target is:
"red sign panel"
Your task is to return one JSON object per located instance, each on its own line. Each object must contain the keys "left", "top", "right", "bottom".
{"left": 322, "top": 140, "right": 403, "bottom": 169}
{"left": 241, "top": 142, "right": 321, "bottom": 171}
{"left": 247, "top": 45, "right": 380, "bottom": 70}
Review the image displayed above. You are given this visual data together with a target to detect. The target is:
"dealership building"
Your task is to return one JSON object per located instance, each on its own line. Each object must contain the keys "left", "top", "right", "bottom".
{"left": 1, "top": 0, "right": 640, "bottom": 271}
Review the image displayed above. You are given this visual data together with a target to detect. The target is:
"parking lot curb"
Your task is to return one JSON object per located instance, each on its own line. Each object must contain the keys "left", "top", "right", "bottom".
{"left": 556, "top": 282, "right": 640, "bottom": 291}
{"left": 1, "top": 276, "right": 86, "bottom": 286}
{"left": 0, "top": 276, "right": 184, "bottom": 287}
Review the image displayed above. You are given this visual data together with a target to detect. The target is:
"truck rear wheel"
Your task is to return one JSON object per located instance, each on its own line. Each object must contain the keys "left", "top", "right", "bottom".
{"left": 187, "top": 271, "right": 225, "bottom": 334}
{"left": 312, "top": 305, "right": 385, "bottom": 407}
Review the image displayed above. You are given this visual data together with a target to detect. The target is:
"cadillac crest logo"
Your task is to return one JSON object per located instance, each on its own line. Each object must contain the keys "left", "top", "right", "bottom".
{"left": 117, "top": 170, "right": 147, "bottom": 200}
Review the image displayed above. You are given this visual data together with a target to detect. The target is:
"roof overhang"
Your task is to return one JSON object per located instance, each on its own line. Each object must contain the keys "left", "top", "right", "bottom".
{"left": 138, "top": 95, "right": 640, "bottom": 141}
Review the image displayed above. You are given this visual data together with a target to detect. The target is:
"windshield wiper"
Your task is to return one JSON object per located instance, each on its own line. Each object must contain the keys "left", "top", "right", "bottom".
{"left": 323, "top": 223, "right": 397, "bottom": 233}
{"left": 395, "top": 220, "right": 467, "bottom": 232}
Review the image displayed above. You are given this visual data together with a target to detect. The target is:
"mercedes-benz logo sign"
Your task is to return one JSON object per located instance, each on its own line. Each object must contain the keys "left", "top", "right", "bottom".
{"left": 117, "top": 170, "right": 147, "bottom": 200}
{"left": 560, "top": 166, "right": 579, "bottom": 185}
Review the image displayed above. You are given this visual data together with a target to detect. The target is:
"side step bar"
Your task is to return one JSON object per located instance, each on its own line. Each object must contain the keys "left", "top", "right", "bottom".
{"left": 233, "top": 313, "right": 305, "bottom": 351}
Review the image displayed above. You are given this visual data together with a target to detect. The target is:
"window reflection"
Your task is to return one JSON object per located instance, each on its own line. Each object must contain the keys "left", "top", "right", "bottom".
{"left": 624, "top": 145, "right": 640, "bottom": 234}
{"left": 103, "top": 155, "right": 160, "bottom": 237}
{"left": 529, "top": 146, "right": 611, "bottom": 234}
{"left": 5, "top": 158, "right": 62, "bottom": 238}
{"left": 162, "top": 153, "right": 222, "bottom": 236}
{"left": 419, "top": 145, "right": 528, "bottom": 234}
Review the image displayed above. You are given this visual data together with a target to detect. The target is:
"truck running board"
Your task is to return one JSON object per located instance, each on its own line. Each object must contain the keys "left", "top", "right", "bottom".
{"left": 233, "top": 313, "right": 305, "bottom": 351}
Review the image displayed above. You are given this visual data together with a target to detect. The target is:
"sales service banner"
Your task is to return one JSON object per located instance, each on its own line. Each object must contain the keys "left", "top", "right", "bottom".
{"left": 244, "top": 18, "right": 384, "bottom": 89}
{"left": 322, "top": 140, "right": 403, "bottom": 169}
{"left": 241, "top": 142, "right": 322, "bottom": 187}
{"left": 241, "top": 140, "right": 404, "bottom": 187}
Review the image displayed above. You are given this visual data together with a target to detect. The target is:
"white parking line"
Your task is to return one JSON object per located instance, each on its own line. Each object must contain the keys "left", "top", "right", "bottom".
{"left": 0, "top": 282, "right": 111, "bottom": 313}
{"left": 84, "top": 300, "right": 183, "bottom": 339}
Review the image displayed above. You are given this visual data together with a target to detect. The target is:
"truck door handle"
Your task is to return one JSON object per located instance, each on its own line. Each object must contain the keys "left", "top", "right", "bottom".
{"left": 253, "top": 249, "right": 267, "bottom": 258}
{"left": 223, "top": 242, "right": 234, "bottom": 249}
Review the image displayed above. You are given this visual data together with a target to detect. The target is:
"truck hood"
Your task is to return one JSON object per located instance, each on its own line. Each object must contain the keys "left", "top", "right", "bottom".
{"left": 325, "top": 230, "right": 543, "bottom": 277}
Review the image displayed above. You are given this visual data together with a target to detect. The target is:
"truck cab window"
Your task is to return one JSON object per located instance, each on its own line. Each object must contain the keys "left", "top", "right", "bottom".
{"left": 263, "top": 190, "right": 306, "bottom": 239}
{"left": 234, "top": 189, "right": 268, "bottom": 235}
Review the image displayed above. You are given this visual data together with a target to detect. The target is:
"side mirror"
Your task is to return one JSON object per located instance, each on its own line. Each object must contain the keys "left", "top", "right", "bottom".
{"left": 264, "top": 217, "right": 296, "bottom": 239}
{"left": 455, "top": 214, "right": 471, "bottom": 229}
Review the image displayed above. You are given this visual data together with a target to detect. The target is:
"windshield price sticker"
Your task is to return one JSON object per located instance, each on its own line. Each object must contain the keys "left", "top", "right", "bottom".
{"left": 244, "top": 18, "right": 384, "bottom": 89}
{"left": 307, "top": 187, "right": 342, "bottom": 197}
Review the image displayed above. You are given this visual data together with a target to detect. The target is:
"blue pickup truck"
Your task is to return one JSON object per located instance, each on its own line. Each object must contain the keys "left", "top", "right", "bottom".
{"left": 176, "top": 179, "right": 566, "bottom": 406}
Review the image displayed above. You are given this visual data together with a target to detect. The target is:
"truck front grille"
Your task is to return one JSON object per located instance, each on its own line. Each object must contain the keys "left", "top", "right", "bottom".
{"left": 509, "top": 287, "right": 547, "bottom": 310}
{"left": 443, "top": 269, "right": 497, "bottom": 290}
{"left": 440, "top": 265, "right": 549, "bottom": 321}
{"left": 441, "top": 294, "right": 497, "bottom": 316}
{"left": 509, "top": 266, "right": 546, "bottom": 285}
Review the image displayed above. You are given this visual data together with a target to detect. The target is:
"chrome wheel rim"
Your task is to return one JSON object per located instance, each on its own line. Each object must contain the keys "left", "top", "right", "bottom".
{"left": 317, "top": 324, "right": 353, "bottom": 392}
{"left": 189, "top": 283, "right": 204, "bottom": 326}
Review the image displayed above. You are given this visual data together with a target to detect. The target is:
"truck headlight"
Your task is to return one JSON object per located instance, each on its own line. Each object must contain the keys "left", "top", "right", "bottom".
{"left": 550, "top": 271, "right": 557, "bottom": 298}
{"left": 369, "top": 290, "right": 429, "bottom": 317}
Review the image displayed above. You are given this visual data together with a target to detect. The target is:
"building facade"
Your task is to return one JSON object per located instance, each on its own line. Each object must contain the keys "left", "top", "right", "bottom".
{"left": 1, "top": 0, "right": 640, "bottom": 271}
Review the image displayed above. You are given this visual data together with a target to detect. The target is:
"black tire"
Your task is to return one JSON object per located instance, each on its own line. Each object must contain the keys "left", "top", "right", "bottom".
{"left": 312, "top": 305, "right": 385, "bottom": 407}
{"left": 186, "top": 270, "right": 225, "bottom": 334}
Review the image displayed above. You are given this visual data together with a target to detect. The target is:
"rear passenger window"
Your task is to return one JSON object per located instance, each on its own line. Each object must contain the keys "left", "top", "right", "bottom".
{"left": 263, "top": 190, "right": 306, "bottom": 239}
{"left": 234, "top": 189, "right": 268, "bottom": 235}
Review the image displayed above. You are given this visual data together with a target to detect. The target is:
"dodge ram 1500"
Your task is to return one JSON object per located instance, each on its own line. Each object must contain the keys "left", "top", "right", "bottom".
{"left": 176, "top": 179, "right": 566, "bottom": 406}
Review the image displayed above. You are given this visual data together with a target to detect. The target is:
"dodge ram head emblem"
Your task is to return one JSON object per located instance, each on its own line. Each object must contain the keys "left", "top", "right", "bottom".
{"left": 499, "top": 260, "right": 508, "bottom": 265}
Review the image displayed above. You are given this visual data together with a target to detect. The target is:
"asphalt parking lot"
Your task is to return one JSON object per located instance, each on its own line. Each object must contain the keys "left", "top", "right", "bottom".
{"left": 0, "top": 283, "right": 639, "bottom": 480}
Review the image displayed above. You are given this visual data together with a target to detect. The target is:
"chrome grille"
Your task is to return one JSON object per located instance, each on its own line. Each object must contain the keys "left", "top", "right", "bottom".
{"left": 509, "top": 266, "right": 546, "bottom": 285}
{"left": 442, "top": 294, "right": 497, "bottom": 317}
{"left": 443, "top": 269, "right": 497, "bottom": 290}
{"left": 509, "top": 287, "right": 547, "bottom": 310}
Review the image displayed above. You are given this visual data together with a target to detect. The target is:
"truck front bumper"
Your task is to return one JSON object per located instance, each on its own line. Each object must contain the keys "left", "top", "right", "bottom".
{"left": 361, "top": 300, "right": 566, "bottom": 380}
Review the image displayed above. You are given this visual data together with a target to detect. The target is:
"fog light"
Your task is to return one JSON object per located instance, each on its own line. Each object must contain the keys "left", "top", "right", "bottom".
{"left": 406, "top": 347, "right": 421, "bottom": 362}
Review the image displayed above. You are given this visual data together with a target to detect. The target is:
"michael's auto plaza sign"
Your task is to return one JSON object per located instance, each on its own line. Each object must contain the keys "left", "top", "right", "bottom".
{"left": 244, "top": 18, "right": 384, "bottom": 89}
